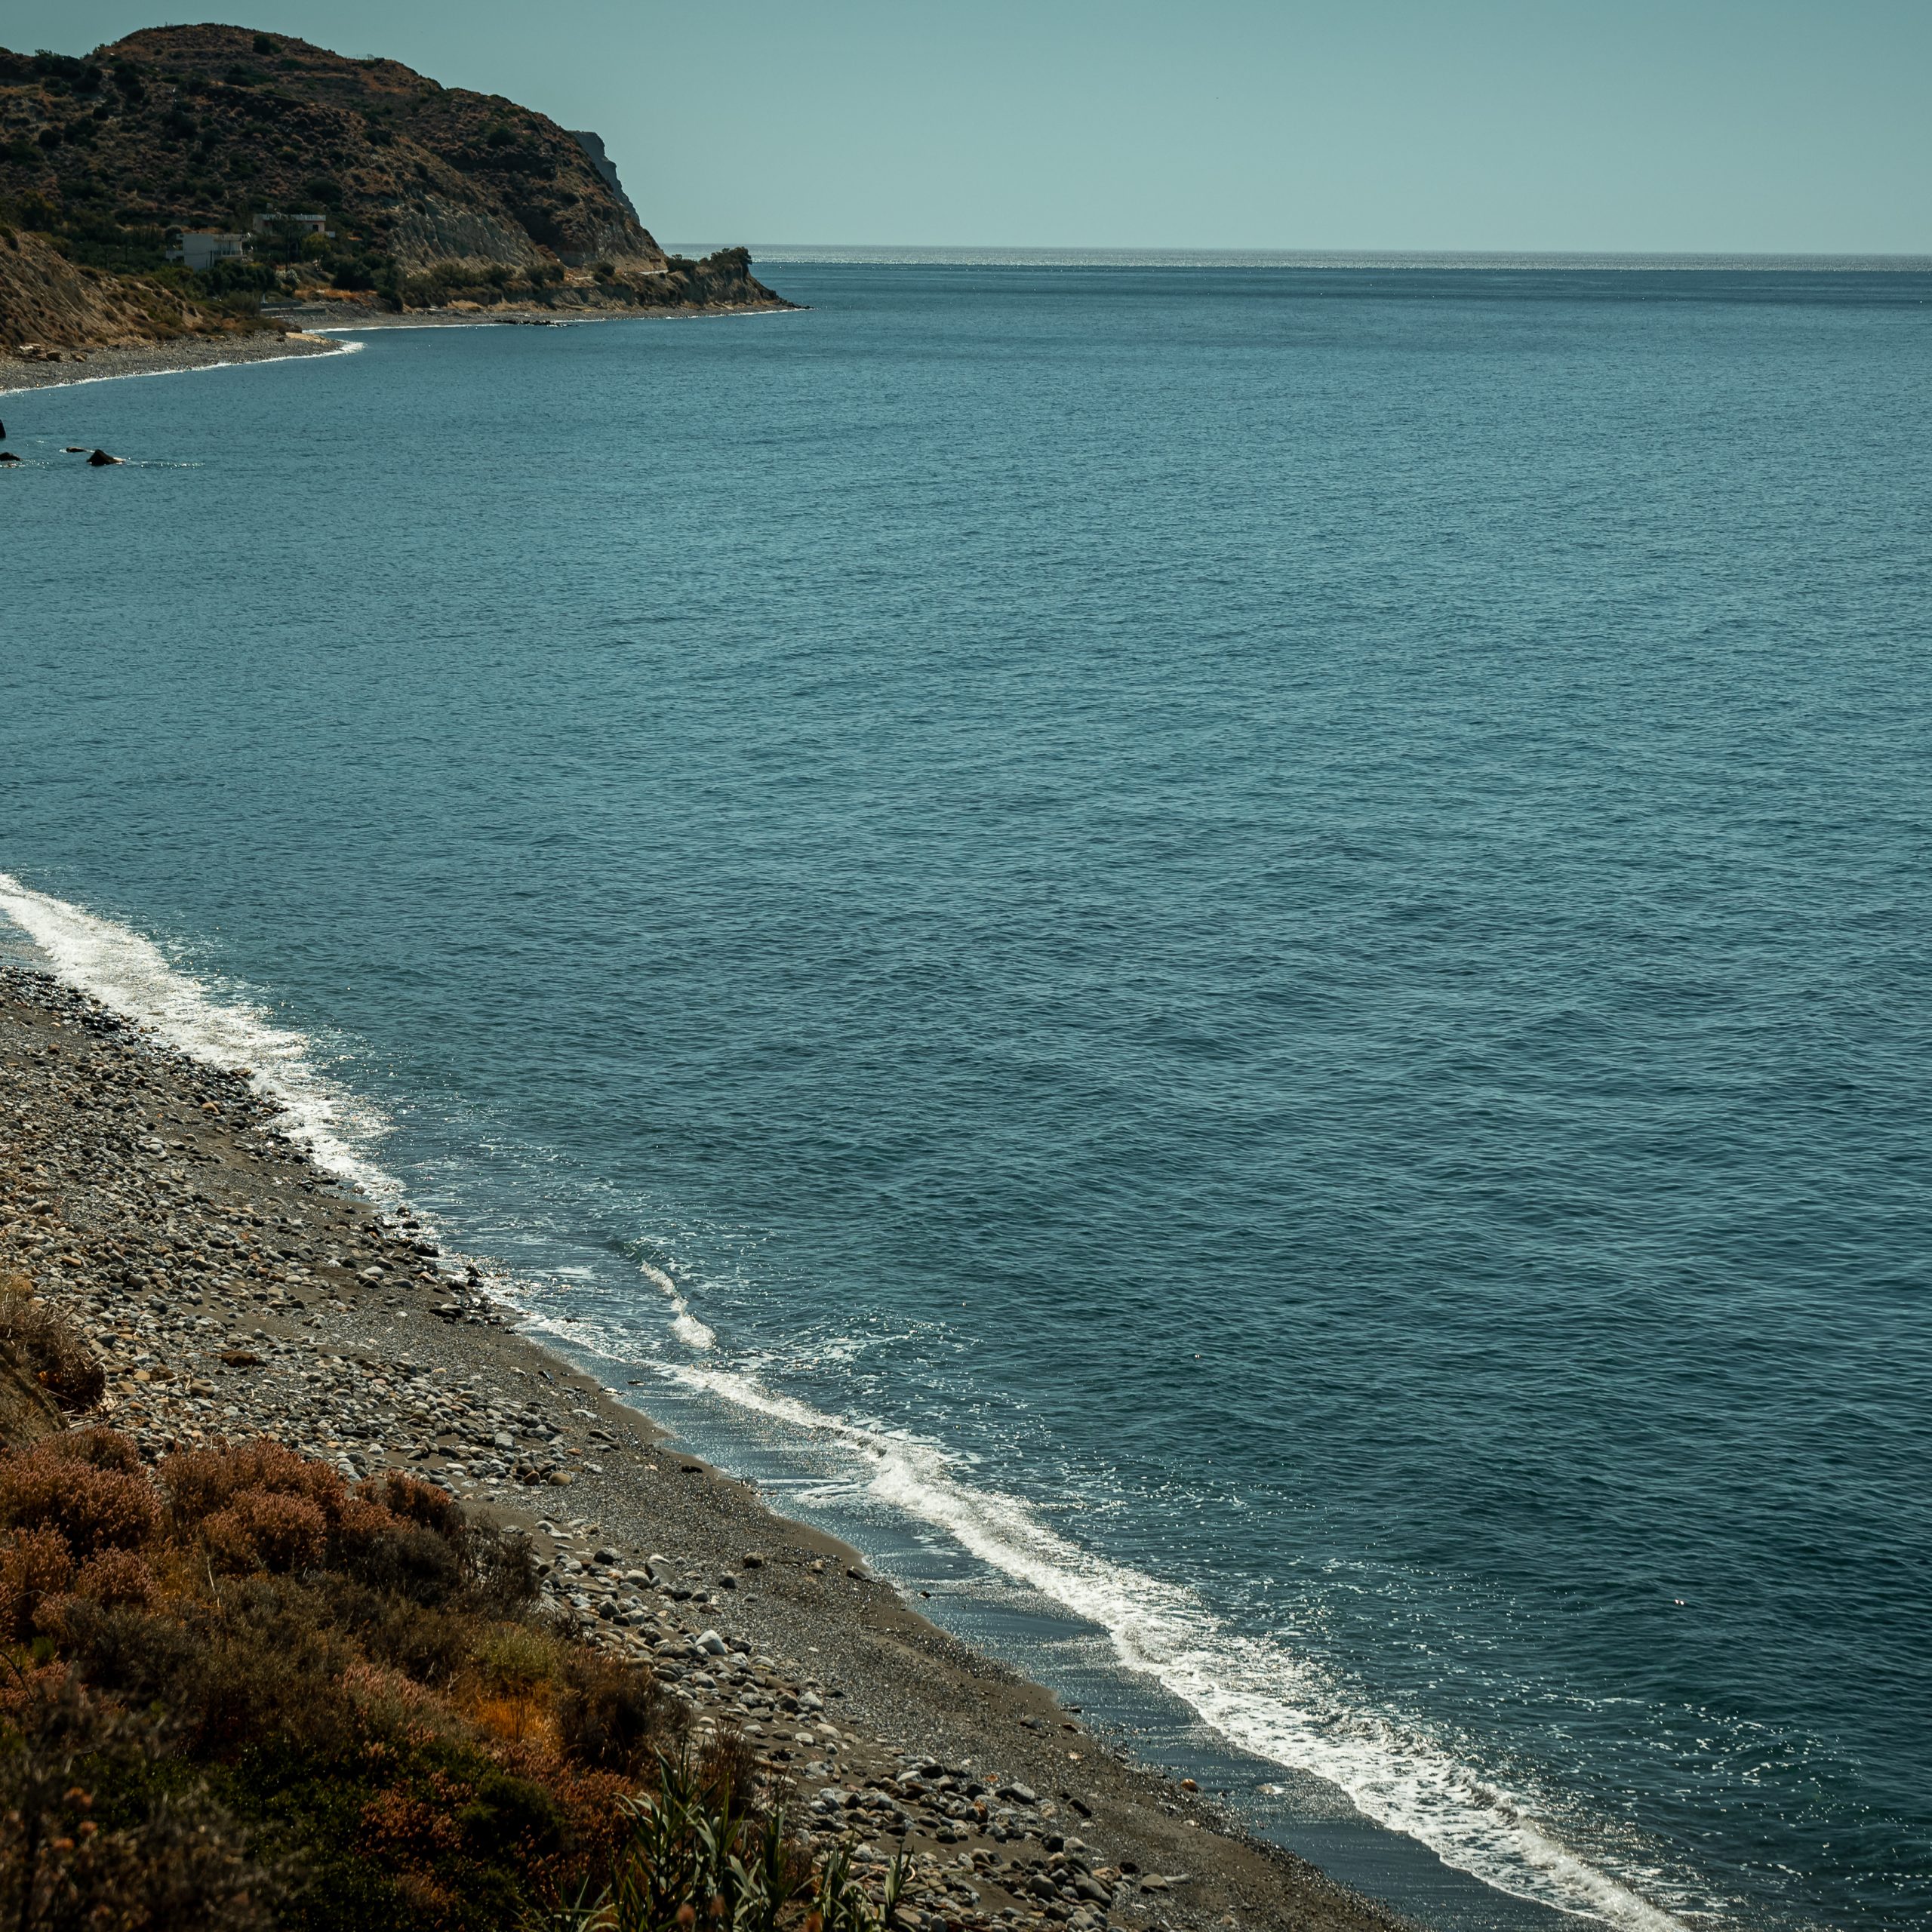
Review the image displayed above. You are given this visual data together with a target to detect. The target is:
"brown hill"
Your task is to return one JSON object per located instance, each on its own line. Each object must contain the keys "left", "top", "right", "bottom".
{"left": 0, "top": 25, "right": 786, "bottom": 332}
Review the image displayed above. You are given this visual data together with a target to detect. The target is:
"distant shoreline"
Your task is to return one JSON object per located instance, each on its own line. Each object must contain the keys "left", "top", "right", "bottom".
{"left": 0, "top": 302, "right": 799, "bottom": 397}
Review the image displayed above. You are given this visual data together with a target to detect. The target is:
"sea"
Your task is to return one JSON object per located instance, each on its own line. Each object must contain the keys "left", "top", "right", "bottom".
{"left": 3, "top": 254, "right": 1930, "bottom": 1931}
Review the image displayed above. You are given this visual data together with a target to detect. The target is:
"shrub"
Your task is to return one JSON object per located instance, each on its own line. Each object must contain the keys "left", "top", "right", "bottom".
{"left": 0, "top": 1675, "right": 275, "bottom": 1931}
{"left": 556, "top": 1654, "right": 678, "bottom": 1778}
{"left": 470, "top": 1523, "right": 539, "bottom": 1615}
{"left": 0, "top": 1524, "right": 75, "bottom": 1641}
{"left": 477, "top": 1622, "right": 559, "bottom": 1696}
{"left": 73, "top": 1546, "right": 158, "bottom": 1608}
{"left": 0, "top": 1433, "right": 160, "bottom": 1558}
{"left": 371, "top": 1469, "right": 464, "bottom": 1542}
{"left": 202, "top": 1487, "right": 329, "bottom": 1574}
{"left": 340, "top": 1518, "right": 464, "bottom": 1607}
{"left": 163, "top": 1438, "right": 347, "bottom": 1533}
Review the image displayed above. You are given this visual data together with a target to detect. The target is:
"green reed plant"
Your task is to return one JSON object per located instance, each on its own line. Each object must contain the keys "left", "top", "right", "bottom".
{"left": 530, "top": 1746, "right": 907, "bottom": 1932}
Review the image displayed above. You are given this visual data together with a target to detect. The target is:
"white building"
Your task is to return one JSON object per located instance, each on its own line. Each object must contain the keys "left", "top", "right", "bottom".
{"left": 251, "top": 211, "right": 334, "bottom": 237}
{"left": 167, "top": 231, "right": 250, "bottom": 271}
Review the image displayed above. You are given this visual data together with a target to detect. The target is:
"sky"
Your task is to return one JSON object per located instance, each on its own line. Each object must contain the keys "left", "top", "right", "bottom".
{"left": 5, "top": 0, "right": 1928, "bottom": 254}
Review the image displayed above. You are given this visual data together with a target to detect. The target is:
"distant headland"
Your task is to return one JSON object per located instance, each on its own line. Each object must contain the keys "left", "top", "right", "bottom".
{"left": 0, "top": 23, "right": 789, "bottom": 361}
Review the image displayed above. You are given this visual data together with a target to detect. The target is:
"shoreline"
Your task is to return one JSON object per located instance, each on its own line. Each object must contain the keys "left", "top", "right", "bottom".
{"left": 0, "top": 958, "right": 1411, "bottom": 1932}
{"left": 0, "top": 300, "right": 798, "bottom": 396}
{"left": 0, "top": 330, "right": 350, "bottom": 395}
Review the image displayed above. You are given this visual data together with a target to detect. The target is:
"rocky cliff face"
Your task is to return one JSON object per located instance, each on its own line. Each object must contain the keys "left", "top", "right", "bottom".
{"left": 0, "top": 25, "right": 671, "bottom": 272}
{"left": 568, "top": 131, "right": 640, "bottom": 222}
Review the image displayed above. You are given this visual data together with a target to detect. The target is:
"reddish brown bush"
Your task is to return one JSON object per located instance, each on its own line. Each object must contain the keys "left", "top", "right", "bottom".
{"left": 371, "top": 1469, "right": 465, "bottom": 1541}
{"left": 0, "top": 1524, "right": 75, "bottom": 1641}
{"left": 337, "top": 1490, "right": 405, "bottom": 1556}
{"left": 73, "top": 1546, "right": 159, "bottom": 1608}
{"left": 162, "top": 1437, "right": 349, "bottom": 1530}
{"left": 0, "top": 1433, "right": 160, "bottom": 1557}
{"left": 202, "top": 1487, "right": 330, "bottom": 1574}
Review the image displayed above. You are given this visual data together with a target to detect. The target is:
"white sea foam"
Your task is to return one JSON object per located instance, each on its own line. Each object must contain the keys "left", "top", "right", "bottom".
{"left": 0, "top": 872, "right": 392, "bottom": 1195}
{"left": 0, "top": 337, "right": 361, "bottom": 397}
{"left": 633, "top": 1257, "right": 717, "bottom": 1350}
{"left": 641, "top": 1348, "right": 1690, "bottom": 1930}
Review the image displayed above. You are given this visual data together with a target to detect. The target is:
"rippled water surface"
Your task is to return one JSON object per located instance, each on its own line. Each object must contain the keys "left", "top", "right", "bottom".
{"left": 3, "top": 263, "right": 1930, "bottom": 1930}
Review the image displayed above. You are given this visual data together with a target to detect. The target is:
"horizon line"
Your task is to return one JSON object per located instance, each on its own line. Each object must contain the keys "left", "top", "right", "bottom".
{"left": 673, "top": 242, "right": 1932, "bottom": 272}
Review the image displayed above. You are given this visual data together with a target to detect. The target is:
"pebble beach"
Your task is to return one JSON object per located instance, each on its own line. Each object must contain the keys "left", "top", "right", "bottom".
{"left": 0, "top": 961, "right": 1405, "bottom": 1932}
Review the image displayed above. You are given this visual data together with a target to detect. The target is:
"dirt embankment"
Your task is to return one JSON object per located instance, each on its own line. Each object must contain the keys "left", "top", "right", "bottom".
{"left": 0, "top": 224, "right": 269, "bottom": 356}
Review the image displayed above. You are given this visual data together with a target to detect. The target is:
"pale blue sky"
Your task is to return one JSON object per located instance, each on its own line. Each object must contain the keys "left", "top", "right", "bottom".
{"left": 8, "top": 0, "right": 1928, "bottom": 253}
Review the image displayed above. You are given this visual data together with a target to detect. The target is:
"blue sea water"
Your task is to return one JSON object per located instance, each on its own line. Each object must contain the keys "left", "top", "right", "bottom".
{"left": 3, "top": 260, "right": 1930, "bottom": 1930}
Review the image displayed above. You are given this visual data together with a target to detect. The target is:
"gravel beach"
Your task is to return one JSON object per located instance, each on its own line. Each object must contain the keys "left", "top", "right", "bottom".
{"left": 0, "top": 331, "right": 348, "bottom": 394}
{"left": 0, "top": 962, "right": 1407, "bottom": 1932}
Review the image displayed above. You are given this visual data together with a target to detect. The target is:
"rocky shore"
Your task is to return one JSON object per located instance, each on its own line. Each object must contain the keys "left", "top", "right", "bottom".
{"left": 0, "top": 961, "right": 1406, "bottom": 1932}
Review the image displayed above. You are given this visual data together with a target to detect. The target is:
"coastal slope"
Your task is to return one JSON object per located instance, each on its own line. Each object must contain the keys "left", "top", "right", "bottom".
{"left": 0, "top": 223, "right": 264, "bottom": 354}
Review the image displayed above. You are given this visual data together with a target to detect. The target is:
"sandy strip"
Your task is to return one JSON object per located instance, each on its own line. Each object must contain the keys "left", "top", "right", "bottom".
{"left": 0, "top": 963, "right": 1407, "bottom": 1932}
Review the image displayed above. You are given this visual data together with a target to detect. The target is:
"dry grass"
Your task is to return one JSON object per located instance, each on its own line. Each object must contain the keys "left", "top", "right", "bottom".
{"left": 0, "top": 1275, "right": 106, "bottom": 1413}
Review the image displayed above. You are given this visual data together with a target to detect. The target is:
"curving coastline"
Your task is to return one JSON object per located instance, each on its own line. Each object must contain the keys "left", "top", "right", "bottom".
{"left": 0, "top": 956, "right": 1408, "bottom": 1932}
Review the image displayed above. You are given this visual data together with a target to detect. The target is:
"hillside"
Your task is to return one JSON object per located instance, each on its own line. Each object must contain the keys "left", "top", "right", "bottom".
{"left": 0, "top": 24, "right": 785, "bottom": 341}
{"left": 0, "top": 223, "right": 265, "bottom": 353}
